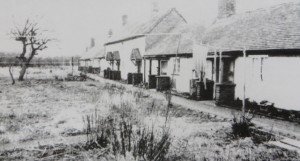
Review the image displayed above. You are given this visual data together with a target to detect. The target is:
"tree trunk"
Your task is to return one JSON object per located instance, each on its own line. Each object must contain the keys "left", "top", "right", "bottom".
{"left": 9, "top": 65, "right": 15, "bottom": 85}
{"left": 18, "top": 64, "right": 27, "bottom": 81}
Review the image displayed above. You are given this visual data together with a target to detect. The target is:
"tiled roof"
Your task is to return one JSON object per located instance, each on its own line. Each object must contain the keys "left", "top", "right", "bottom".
{"left": 202, "top": 2, "right": 300, "bottom": 52}
{"left": 105, "top": 8, "right": 187, "bottom": 45}
{"left": 145, "top": 24, "right": 205, "bottom": 56}
{"left": 80, "top": 45, "right": 105, "bottom": 60}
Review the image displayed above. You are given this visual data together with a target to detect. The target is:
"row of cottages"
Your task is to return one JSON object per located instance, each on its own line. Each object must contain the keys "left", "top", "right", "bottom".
{"left": 78, "top": 1, "right": 300, "bottom": 113}
{"left": 201, "top": 2, "right": 300, "bottom": 111}
{"left": 104, "top": 8, "right": 204, "bottom": 92}
{"left": 78, "top": 45, "right": 108, "bottom": 74}
{"left": 78, "top": 8, "right": 206, "bottom": 95}
{"left": 104, "top": 8, "right": 208, "bottom": 93}
{"left": 144, "top": 26, "right": 206, "bottom": 94}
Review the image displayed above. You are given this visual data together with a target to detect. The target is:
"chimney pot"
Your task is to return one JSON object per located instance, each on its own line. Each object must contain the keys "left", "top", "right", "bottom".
{"left": 122, "top": 15, "right": 128, "bottom": 26}
{"left": 90, "top": 38, "right": 95, "bottom": 48}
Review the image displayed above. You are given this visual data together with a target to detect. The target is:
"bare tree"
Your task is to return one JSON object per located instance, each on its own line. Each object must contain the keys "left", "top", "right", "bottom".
{"left": 11, "top": 19, "right": 51, "bottom": 81}
{"left": 9, "top": 65, "right": 15, "bottom": 85}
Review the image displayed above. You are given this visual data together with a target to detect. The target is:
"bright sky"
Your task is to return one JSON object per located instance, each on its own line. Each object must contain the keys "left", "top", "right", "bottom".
{"left": 0, "top": 0, "right": 297, "bottom": 57}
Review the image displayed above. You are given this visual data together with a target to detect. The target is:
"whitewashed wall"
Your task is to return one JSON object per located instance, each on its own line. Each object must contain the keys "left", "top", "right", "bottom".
{"left": 105, "top": 37, "right": 146, "bottom": 80}
{"left": 150, "top": 57, "right": 213, "bottom": 93}
{"left": 86, "top": 60, "right": 91, "bottom": 67}
{"left": 91, "top": 59, "right": 100, "bottom": 68}
{"left": 144, "top": 59, "right": 159, "bottom": 83}
{"left": 205, "top": 60, "right": 214, "bottom": 81}
{"left": 234, "top": 56, "right": 300, "bottom": 111}
{"left": 161, "top": 57, "right": 193, "bottom": 93}
{"left": 175, "top": 58, "right": 194, "bottom": 93}
{"left": 97, "top": 59, "right": 110, "bottom": 76}
{"left": 79, "top": 60, "right": 85, "bottom": 67}
{"left": 100, "top": 59, "right": 110, "bottom": 70}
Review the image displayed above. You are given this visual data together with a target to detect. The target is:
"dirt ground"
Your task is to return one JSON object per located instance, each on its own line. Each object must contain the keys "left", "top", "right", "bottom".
{"left": 0, "top": 67, "right": 299, "bottom": 160}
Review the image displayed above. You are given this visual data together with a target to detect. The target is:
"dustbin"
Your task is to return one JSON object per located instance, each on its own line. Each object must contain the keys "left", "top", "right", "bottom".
{"left": 156, "top": 76, "right": 171, "bottom": 91}
{"left": 132, "top": 73, "right": 143, "bottom": 85}
{"left": 215, "top": 83, "right": 236, "bottom": 105}
{"left": 127, "top": 73, "right": 133, "bottom": 84}
{"left": 148, "top": 75, "right": 157, "bottom": 89}
{"left": 114, "top": 71, "right": 121, "bottom": 80}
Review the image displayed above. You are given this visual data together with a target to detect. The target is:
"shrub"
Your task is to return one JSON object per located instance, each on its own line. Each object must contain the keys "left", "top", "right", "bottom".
{"left": 231, "top": 112, "right": 254, "bottom": 138}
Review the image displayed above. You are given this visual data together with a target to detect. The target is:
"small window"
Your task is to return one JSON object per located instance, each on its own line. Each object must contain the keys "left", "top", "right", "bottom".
{"left": 161, "top": 60, "right": 168, "bottom": 75}
{"left": 249, "top": 55, "right": 268, "bottom": 82}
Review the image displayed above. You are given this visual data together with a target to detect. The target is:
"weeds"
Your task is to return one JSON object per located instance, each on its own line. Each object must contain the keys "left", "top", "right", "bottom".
{"left": 82, "top": 107, "right": 171, "bottom": 161}
{"left": 231, "top": 112, "right": 254, "bottom": 138}
{"left": 0, "top": 137, "right": 10, "bottom": 145}
{"left": 164, "top": 86, "right": 173, "bottom": 124}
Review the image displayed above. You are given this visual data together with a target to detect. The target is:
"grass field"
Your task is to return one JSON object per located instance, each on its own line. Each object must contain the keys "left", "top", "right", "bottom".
{"left": 0, "top": 67, "right": 299, "bottom": 160}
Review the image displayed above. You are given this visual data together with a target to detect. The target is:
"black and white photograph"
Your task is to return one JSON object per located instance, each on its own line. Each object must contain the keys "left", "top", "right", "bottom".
{"left": 0, "top": 0, "right": 299, "bottom": 160}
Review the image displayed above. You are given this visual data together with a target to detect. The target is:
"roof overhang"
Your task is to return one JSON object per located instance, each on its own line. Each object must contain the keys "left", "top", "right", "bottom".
{"left": 206, "top": 49, "right": 300, "bottom": 58}
{"left": 105, "top": 35, "right": 145, "bottom": 46}
{"left": 144, "top": 53, "right": 192, "bottom": 59}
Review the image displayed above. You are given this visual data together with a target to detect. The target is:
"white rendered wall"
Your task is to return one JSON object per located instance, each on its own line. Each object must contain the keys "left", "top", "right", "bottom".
{"left": 144, "top": 59, "right": 159, "bottom": 83}
{"left": 161, "top": 57, "right": 193, "bottom": 93}
{"left": 79, "top": 60, "right": 85, "bottom": 67}
{"left": 175, "top": 57, "right": 194, "bottom": 93}
{"left": 91, "top": 59, "right": 100, "bottom": 68}
{"left": 234, "top": 56, "right": 300, "bottom": 111}
{"left": 105, "top": 37, "right": 146, "bottom": 80}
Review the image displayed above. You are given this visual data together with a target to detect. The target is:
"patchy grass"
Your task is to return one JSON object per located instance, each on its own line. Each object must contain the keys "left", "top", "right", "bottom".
{"left": 0, "top": 68, "right": 299, "bottom": 160}
{"left": 0, "top": 137, "right": 10, "bottom": 145}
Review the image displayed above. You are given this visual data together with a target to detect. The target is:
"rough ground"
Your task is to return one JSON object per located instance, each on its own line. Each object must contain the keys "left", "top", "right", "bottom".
{"left": 0, "top": 67, "right": 299, "bottom": 160}
{"left": 88, "top": 74, "right": 300, "bottom": 141}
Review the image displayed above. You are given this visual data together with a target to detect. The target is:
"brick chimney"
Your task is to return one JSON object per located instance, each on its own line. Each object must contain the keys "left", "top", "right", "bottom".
{"left": 151, "top": 1, "right": 159, "bottom": 17}
{"left": 90, "top": 38, "right": 95, "bottom": 48}
{"left": 218, "top": 0, "right": 236, "bottom": 19}
{"left": 122, "top": 15, "right": 128, "bottom": 26}
{"left": 108, "top": 28, "right": 113, "bottom": 38}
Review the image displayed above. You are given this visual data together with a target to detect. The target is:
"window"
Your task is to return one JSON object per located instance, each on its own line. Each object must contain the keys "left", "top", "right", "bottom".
{"left": 161, "top": 60, "right": 168, "bottom": 75}
{"left": 249, "top": 55, "right": 268, "bottom": 81}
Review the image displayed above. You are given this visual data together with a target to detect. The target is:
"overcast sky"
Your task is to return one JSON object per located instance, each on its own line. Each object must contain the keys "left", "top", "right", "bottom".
{"left": 0, "top": 0, "right": 297, "bottom": 57}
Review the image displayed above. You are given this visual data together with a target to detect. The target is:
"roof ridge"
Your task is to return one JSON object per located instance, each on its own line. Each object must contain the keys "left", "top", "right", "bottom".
{"left": 244, "top": 2, "right": 299, "bottom": 19}
{"left": 217, "top": 2, "right": 297, "bottom": 19}
{"left": 147, "top": 8, "right": 187, "bottom": 33}
{"left": 242, "top": 1, "right": 298, "bottom": 15}
{"left": 209, "top": 2, "right": 299, "bottom": 29}
{"left": 202, "top": 1, "right": 300, "bottom": 51}
{"left": 171, "top": 8, "right": 188, "bottom": 24}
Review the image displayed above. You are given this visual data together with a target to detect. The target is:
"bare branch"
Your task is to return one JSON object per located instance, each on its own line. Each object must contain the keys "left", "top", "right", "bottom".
{"left": 10, "top": 19, "right": 52, "bottom": 69}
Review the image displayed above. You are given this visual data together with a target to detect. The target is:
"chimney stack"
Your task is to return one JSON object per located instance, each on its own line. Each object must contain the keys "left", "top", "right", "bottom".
{"left": 108, "top": 28, "right": 113, "bottom": 38}
{"left": 151, "top": 2, "right": 159, "bottom": 17}
{"left": 90, "top": 38, "right": 95, "bottom": 48}
{"left": 122, "top": 15, "right": 128, "bottom": 26}
{"left": 218, "top": 0, "right": 236, "bottom": 19}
